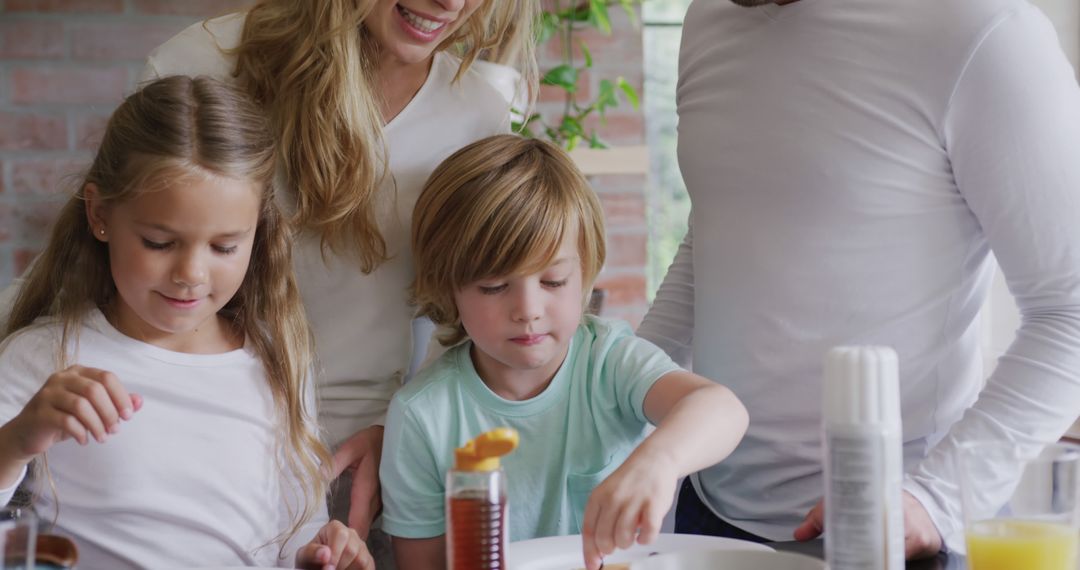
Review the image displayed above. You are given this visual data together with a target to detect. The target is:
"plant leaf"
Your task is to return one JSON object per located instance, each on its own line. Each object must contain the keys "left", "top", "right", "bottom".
{"left": 541, "top": 64, "right": 579, "bottom": 92}
{"left": 617, "top": 76, "right": 640, "bottom": 109}
{"left": 560, "top": 115, "right": 586, "bottom": 138}
{"left": 558, "top": 4, "right": 591, "bottom": 22}
{"left": 589, "top": 0, "right": 612, "bottom": 34}
{"left": 618, "top": 0, "right": 639, "bottom": 26}
{"left": 580, "top": 40, "right": 593, "bottom": 69}
{"left": 537, "top": 11, "right": 559, "bottom": 44}
{"left": 596, "top": 79, "right": 619, "bottom": 113}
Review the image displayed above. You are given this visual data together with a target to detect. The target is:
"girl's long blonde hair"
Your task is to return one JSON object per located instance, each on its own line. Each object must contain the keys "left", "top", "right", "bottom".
{"left": 233, "top": 0, "right": 539, "bottom": 273}
{"left": 3, "top": 75, "right": 331, "bottom": 548}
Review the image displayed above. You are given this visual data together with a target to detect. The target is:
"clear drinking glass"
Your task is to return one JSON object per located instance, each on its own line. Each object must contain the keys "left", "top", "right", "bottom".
{"left": 958, "top": 441, "right": 1080, "bottom": 570}
{"left": 0, "top": 507, "right": 36, "bottom": 570}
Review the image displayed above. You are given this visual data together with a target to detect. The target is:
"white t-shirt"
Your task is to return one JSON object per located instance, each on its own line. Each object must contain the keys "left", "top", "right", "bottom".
{"left": 0, "top": 310, "right": 327, "bottom": 568}
{"left": 638, "top": 0, "right": 1080, "bottom": 548}
{"left": 137, "top": 12, "right": 514, "bottom": 448}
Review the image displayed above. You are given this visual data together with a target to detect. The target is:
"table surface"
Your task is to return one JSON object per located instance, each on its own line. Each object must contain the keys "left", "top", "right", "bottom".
{"left": 769, "top": 540, "right": 966, "bottom": 569}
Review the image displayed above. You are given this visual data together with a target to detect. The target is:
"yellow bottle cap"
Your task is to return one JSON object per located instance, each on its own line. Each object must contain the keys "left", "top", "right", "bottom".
{"left": 454, "top": 428, "right": 519, "bottom": 471}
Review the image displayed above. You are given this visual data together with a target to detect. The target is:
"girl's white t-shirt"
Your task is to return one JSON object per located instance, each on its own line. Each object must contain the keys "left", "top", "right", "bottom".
{"left": 0, "top": 310, "right": 327, "bottom": 569}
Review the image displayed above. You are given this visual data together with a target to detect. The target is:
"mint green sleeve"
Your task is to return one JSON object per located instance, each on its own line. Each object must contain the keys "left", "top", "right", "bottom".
{"left": 602, "top": 323, "right": 682, "bottom": 424}
{"left": 379, "top": 395, "right": 448, "bottom": 539}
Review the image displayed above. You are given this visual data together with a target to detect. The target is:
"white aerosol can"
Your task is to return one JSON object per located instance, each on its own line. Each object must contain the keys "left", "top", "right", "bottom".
{"left": 823, "top": 346, "right": 904, "bottom": 570}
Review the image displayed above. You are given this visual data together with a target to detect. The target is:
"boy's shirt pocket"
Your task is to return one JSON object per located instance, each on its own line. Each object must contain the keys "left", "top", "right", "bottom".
{"left": 565, "top": 459, "right": 619, "bottom": 533}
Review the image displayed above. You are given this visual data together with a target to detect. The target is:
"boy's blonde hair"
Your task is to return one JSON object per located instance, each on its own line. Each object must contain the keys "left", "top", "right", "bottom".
{"left": 411, "top": 134, "right": 605, "bottom": 346}
{"left": 3, "top": 76, "right": 329, "bottom": 549}
{"left": 233, "top": 0, "right": 539, "bottom": 274}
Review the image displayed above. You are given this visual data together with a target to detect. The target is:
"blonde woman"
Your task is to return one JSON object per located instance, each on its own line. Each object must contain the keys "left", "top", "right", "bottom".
{"left": 133, "top": 0, "right": 539, "bottom": 554}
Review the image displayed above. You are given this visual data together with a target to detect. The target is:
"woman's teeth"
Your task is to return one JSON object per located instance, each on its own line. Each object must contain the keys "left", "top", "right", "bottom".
{"left": 399, "top": 6, "right": 445, "bottom": 33}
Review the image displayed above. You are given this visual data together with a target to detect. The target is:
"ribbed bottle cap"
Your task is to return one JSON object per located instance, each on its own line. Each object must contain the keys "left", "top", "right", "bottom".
{"left": 823, "top": 346, "right": 900, "bottom": 426}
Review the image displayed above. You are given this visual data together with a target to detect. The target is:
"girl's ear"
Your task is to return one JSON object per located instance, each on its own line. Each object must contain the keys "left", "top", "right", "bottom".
{"left": 84, "top": 183, "right": 109, "bottom": 242}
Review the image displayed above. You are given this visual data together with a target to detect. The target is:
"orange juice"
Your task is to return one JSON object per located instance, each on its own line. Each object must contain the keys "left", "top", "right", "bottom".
{"left": 966, "top": 519, "right": 1079, "bottom": 570}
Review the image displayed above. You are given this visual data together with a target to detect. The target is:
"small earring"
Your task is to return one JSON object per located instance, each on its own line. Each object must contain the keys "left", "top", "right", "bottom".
{"left": 98, "top": 228, "right": 105, "bottom": 236}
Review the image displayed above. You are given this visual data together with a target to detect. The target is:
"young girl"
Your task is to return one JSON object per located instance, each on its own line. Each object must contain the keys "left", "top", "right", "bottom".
{"left": 0, "top": 76, "right": 372, "bottom": 570}
{"left": 135, "top": 0, "right": 540, "bottom": 544}
{"left": 381, "top": 134, "right": 751, "bottom": 570}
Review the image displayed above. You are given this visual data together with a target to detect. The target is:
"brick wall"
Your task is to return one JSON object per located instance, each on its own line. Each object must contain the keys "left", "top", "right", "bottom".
{"left": 0, "top": 0, "right": 649, "bottom": 325}
{"left": 533, "top": 5, "right": 649, "bottom": 325}
{"left": 0, "top": 0, "right": 249, "bottom": 286}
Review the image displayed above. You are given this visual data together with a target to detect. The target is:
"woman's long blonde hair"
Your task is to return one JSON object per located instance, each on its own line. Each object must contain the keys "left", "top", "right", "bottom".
{"left": 412, "top": 134, "right": 606, "bottom": 346}
{"left": 3, "top": 75, "right": 331, "bottom": 548}
{"left": 233, "top": 0, "right": 539, "bottom": 273}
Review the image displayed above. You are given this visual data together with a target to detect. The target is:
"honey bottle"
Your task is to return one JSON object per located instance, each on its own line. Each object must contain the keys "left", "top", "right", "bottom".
{"left": 446, "top": 427, "right": 518, "bottom": 570}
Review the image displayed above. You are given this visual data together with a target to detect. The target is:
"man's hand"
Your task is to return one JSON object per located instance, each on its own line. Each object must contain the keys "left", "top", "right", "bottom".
{"left": 793, "top": 491, "right": 942, "bottom": 559}
{"left": 331, "top": 425, "right": 385, "bottom": 539}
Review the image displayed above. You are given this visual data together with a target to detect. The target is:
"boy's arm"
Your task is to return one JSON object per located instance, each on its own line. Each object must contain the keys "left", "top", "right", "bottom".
{"left": 638, "top": 370, "right": 748, "bottom": 476}
{"left": 392, "top": 535, "right": 446, "bottom": 570}
{"left": 635, "top": 369, "right": 747, "bottom": 472}
{"left": 581, "top": 371, "right": 747, "bottom": 570}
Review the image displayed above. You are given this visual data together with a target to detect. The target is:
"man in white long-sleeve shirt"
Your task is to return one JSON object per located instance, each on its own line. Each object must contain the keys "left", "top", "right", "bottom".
{"left": 638, "top": 0, "right": 1080, "bottom": 558}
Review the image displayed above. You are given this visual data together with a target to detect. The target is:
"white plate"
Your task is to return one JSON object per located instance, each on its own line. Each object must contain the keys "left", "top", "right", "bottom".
{"left": 507, "top": 533, "right": 773, "bottom": 570}
{"left": 633, "top": 549, "right": 826, "bottom": 570}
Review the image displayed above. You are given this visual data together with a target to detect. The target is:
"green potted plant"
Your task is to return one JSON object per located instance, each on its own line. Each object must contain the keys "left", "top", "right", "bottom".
{"left": 516, "top": 0, "right": 643, "bottom": 151}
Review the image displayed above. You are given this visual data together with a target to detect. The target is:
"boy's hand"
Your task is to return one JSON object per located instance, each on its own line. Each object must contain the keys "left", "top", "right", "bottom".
{"left": 6, "top": 365, "right": 141, "bottom": 458}
{"left": 581, "top": 451, "right": 678, "bottom": 570}
{"left": 330, "top": 424, "right": 384, "bottom": 539}
{"left": 295, "top": 520, "right": 374, "bottom": 570}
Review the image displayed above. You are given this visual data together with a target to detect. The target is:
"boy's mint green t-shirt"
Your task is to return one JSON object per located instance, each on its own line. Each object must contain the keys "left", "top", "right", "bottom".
{"left": 380, "top": 315, "right": 681, "bottom": 541}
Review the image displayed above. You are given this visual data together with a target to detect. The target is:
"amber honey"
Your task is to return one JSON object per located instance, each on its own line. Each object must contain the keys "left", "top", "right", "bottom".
{"left": 448, "top": 490, "right": 508, "bottom": 570}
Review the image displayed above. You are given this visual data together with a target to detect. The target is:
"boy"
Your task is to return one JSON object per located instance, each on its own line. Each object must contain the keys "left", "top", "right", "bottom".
{"left": 381, "top": 134, "right": 749, "bottom": 570}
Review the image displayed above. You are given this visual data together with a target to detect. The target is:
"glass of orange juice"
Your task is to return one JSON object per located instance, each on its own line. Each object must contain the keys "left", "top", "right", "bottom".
{"left": 958, "top": 441, "right": 1080, "bottom": 570}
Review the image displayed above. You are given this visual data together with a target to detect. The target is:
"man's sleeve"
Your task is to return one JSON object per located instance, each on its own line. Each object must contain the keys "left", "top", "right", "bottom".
{"left": 906, "top": 4, "right": 1080, "bottom": 550}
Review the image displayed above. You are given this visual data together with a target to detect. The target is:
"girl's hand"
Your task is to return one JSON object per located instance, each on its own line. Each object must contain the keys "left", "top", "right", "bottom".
{"left": 6, "top": 365, "right": 142, "bottom": 459}
{"left": 580, "top": 451, "right": 679, "bottom": 570}
{"left": 295, "top": 520, "right": 374, "bottom": 570}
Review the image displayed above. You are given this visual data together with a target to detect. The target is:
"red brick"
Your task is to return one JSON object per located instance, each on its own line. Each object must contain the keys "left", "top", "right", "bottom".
{"left": 584, "top": 112, "right": 645, "bottom": 146}
{"left": 131, "top": 0, "right": 252, "bottom": 17}
{"left": 544, "top": 25, "right": 631, "bottom": 63}
{"left": 601, "top": 308, "right": 646, "bottom": 330}
{"left": 74, "top": 113, "right": 109, "bottom": 150}
{"left": 11, "top": 66, "right": 128, "bottom": 105}
{"left": 539, "top": 69, "right": 590, "bottom": 103}
{"left": 12, "top": 199, "right": 65, "bottom": 242}
{"left": 599, "top": 192, "right": 645, "bottom": 227}
{"left": 14, "top": 248, "right": 41, "bottom": 276}
{"left": 606, "top": 231, "right": 647, "bottom": 268}
{"left": 594, "top": 272, "right": 647, "bottom": 307}
{"left": 5, "top": 0, "right": 123, "bottom": 12}
{"left": 0, "top": 112, "right": 66, "bottom": 151}
{"left": 71, "top": 22, "right": 186, "bottom": 61}
{"left": 0, "top": 205, "right": 10, "bottom": 241}
{"left": 11, "top": 158, "right": 89, "bottom": 196}
{"left": 0, "top": 21, "right": 65, "bottom": 59}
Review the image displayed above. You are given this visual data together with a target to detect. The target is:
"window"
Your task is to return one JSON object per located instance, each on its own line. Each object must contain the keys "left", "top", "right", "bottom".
{"left": 643, "top": 0, "right": 692, "bottom": 297}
